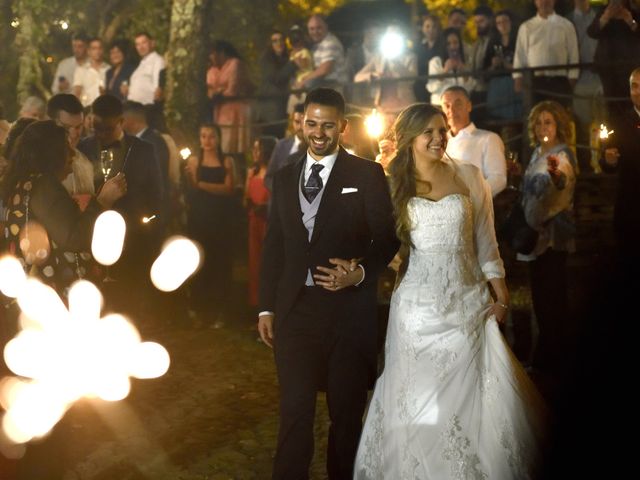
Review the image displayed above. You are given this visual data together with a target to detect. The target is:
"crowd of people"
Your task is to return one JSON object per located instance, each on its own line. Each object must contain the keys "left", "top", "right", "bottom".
{"left": 0, "top": 0, "right": 639, "bottom": 478}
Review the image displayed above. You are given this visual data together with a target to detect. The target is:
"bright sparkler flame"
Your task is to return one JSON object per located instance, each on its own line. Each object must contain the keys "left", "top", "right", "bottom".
{"left": 599, "top": 124, "right": 614, "bottom": 140}
{"left": 0, "top": 206, "right": 207, "bottom": 447}
{"left": 91, "top": 210, "right": 126, "bottom": 266}
{"left": 150, "top": 236, "right": 201, "bottom": 292}
{"left": 0, "top": 276, "right": 172, "bottom": 445}
{"left": 0, "top": 256, "right": 26, "bottom": 298}
{"left": 179, "top": 147, "right": 192, "bottom": 160}
{"left": 542, "top": 136, "right": 549, "bottom": 143}
{"left": 365, "top": 109, "right": 385, "bottom": 139}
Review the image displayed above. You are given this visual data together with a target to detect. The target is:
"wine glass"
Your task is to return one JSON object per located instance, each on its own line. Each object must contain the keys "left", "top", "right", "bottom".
{"left": 99, "top": 149, "right": 116, "bottom": 282}
{"left": 506, "top": 150, "right": 521, "bottom": 190}
{"left": 100, "top": 149, "right": 114, "bottom": 183}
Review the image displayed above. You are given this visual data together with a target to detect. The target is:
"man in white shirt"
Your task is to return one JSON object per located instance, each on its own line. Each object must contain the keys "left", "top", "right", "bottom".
{"left": 124, "top": 32, "right": 166, "bottom": 131}
{"left": 73, "top": 38, "right": 110, "bottom": 107}
{"left": 442, "top": 86, "right": 507, "bottom": 197}
{"left": 567, "top": 0, "right": 603, "bottom": 171}
{"left": 513, "top": 0, "right": 579, "bottom": 107}
{"left": 125, "top": 32, "right": 165, "bottom": 106}
{"left": 51, "top": 33, "right": 89, "bottom": 94}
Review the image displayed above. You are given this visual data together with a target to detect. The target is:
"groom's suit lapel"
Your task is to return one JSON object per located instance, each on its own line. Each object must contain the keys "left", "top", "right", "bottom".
{"left": 284, "top": 154, "right": 309, "bottom": 243}
{"left": 310, "top": 148, "right": 348, "bottom": 245}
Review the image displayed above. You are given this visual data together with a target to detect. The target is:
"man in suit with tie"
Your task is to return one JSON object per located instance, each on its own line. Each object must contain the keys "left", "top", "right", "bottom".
{"left": 78, "top": 94, "right": 163, "bottom": 315}
{"left": 258, "top": 88, "right": 399, "bottom": 479}
{"left": 264, "top": 102, "right": 306, "bottom": 191}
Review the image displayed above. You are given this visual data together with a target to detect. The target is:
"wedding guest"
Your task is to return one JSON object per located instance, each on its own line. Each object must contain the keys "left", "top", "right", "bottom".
{"left": 426, "top": 28, "right": 475, "bottom": 105}
{"left": 484, "top": 9, "right": 522, "bottom": 120}
{"left": 185, "top": 123, "right": 235, "bottom": 326}
{"left": 412, "top": 14, "right": 443, "bottom": 101}
{"left": 206, "top": 40, "right": 253, "bottom": 155}
{"left": 513, "top": 0, "right": 579, "bottom": 108}
{"left": 244, "top": 136, "right": 276, "bottom": 309}
{"left": 72, "top": 37, "right": 110, "bottom": 107}
{"left": 341, "top": 113, "right": 376, "bottom": 160}
{"left": 354, "top": 25, "right": 417, "bottom": 118}
{"left": 105, "top": 39, "right": 137, "bottom": 102}
{"left": 520, "top": 100, "right": 577, "bottom": 377}
{"left": 587, "top": 0, "right": 640, "bottom": 118}
{"left": 255, "top": 30, "right": 292, "bottom": 138}
{"left": 51, "top": 33, "right": 89, "bottom": 95}
{"left": 1, "top": 121, "right": 126, "bottom": 294}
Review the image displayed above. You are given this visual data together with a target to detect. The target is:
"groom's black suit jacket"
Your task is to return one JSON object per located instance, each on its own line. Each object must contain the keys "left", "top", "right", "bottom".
{"left": 259, "top": 147, "right": 399, "bottom": 374}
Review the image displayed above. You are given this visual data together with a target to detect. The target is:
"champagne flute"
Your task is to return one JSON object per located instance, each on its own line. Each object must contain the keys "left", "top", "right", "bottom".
{"left": 99, "top": 149, "right": 116, "bottom": 282}
{"left": 100, "top": 149, "right": 114, "bottom": 183}
{"left": 506, "top": 150, "right": 521, "bottom": 189}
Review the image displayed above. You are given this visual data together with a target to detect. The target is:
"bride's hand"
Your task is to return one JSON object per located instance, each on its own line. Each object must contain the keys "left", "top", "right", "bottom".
{"left": 314, "top": 258, "right": 364, "bottom": 291}
{"left": 489, "top": 302, "right": 509, "bottom": 325}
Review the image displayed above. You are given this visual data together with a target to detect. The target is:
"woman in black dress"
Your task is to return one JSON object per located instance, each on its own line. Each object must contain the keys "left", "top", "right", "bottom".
{"left": 185, "top": 123, "right": 235, "bottom": 326}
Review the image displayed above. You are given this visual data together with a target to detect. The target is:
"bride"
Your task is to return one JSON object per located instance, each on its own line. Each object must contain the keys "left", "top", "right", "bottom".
{"left": 354, "top": 104, "right": 546, "bottom": 479}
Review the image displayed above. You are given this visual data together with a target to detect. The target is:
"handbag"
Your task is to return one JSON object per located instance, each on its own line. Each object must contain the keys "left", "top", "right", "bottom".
{"left": 498, "top": 200, "right": 539, "bottom": 255}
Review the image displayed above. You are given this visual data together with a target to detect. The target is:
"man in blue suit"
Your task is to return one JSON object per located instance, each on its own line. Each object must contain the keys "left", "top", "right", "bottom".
{"left": 264, "top": 102, "right": 306, "bottom": 191}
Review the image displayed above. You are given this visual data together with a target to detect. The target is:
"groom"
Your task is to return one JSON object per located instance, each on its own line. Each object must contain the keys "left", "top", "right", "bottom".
{"left": 258, "top": 87, "right": 398, "bottom": 479}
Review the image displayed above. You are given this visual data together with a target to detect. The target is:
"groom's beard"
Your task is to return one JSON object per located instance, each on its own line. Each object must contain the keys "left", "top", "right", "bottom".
{"left": 306, "top": 135, "right": 339, "bottom": 157}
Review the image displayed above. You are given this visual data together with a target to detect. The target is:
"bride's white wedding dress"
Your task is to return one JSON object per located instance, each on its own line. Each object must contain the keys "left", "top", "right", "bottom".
{"left": 354, "top": 163, "right": 545, "bottom": 480}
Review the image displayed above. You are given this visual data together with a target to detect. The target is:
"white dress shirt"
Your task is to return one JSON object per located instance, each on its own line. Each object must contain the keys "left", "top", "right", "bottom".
{"left": 512, "top": 12, "right": 579, "bottom": 80}
{"left": 51, "top": 56, "right": 86, "bottom": 94}
{"left": 73, "top": 62, "right": 110, "bottom": 107}
{"left": 303, "top": 150, "right": 338, "bottom": 187}
{"left": 128, "top": 51, "right": 165, "bottom": 105}
{"left": 289, "top": 135, "right": 302, "bottom": 155}
{"left": 446, "top": 122, "right": 507, "bottom": 197}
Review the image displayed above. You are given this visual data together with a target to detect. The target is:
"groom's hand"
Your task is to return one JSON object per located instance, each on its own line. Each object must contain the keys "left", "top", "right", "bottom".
{"left": 314, "top": 258, "right": 364, "bottom": 291}
{"left": 258, "top": 314, "right": 275, "bottom": 348}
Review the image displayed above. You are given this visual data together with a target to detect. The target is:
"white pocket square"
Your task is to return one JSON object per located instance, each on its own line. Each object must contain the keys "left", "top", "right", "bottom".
{"left": 341, "top": 187, "right": 358, "bottom": 194}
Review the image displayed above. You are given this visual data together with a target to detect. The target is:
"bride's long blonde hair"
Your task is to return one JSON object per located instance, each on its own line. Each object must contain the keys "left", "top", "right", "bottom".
{"left": 388, "top": 103, "right": 448, "bottom": 283}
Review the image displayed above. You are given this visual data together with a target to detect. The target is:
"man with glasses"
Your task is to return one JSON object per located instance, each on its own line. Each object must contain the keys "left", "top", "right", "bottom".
{"left": 47, "top": 93, "right": 95, "bottom": 196}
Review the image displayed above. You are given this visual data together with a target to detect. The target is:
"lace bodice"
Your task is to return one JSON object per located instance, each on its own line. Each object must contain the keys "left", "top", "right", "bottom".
{"left": 402, "top": 194, "right": 484, "bottom": 287}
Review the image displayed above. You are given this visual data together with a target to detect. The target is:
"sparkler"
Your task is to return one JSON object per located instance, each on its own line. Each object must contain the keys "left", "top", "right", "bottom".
{"left": 598, "top": 124, "right": 614, "bottom": 141}
{"left": 0, "top": 211, "right": 202, "bottom": 449}
{"left": 142, "top": 215, "right": 157, "bottom": 224}
{"left": 179, "top": 148, "right": 192, "bottom": 160}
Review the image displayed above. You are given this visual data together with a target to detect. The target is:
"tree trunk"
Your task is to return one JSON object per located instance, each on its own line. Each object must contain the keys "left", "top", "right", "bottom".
{"left": 14, "top": 0, "right": 48, "bottom": 104}
{"left": 164, "top": 0, "right": 210, "bottom": 145}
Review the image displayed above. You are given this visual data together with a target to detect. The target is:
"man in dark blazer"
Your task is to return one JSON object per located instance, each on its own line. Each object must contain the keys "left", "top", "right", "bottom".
{"left": 122, "top": 100, "right": 170, "bottom": 224}
{"left": 603, "top": 66, "right": 640, "bottom": 272}
{"left": 258, "top": 88, "right": 399, "bottom": 479}
{"left": 78, "top": 94, "right": 163, "bottom": 311}
{"left": 264, "top": 102, "right": 306, "bottom": 191}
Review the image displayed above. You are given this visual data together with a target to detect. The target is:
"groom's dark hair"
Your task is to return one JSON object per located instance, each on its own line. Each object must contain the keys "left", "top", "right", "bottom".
{"left": 304, "top": 88, "right": 345, "bottom": 116}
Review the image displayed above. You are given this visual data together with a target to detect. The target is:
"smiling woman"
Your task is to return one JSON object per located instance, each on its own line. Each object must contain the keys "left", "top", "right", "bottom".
{"left": 1, "top": 120, "right": 126, "bottom": 295}
{"left": 355, "top": 103, "right": 546, "bottom": 479}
